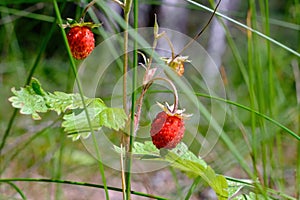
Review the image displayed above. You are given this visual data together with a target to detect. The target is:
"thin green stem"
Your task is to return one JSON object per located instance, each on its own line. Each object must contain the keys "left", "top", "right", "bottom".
{"left": 80, "top": 0, "right": 96, "bottom": 21}
{"left": 4, "top": 182, "right": 27, "bottom": 200}
{"left": 123, "top": 1, "right": 133, "bottom": 199}
{"left": 259, "top": 0, "right": 272, "bottom": 189}
{"left": 252, "top": 0, "right": 269, "bottom": 188}
{"left": 0, "top": 178, "right": 168, "bottom": 200}
{"left": 246, "top": 6, "right": 259, "bottom": 184}
{"left": 0, "top": 109, "right": 17, "bottom": 159}
{"left": 123, "top": 0, "right": 132, "bottom": 115}
{"left": 150, "top": 77, "right": 179, "bottom": 112}
{"left": 185, "top": 176, "right": 201, "bottom": 200}
{"left": 176, "top": 0, "right": 222, "bottom": 57}
{"left": 126, "top": 0, "right": 138, "bottom": 199}
{"left": 52, "top": 1, "right": 109, "bottom": 199}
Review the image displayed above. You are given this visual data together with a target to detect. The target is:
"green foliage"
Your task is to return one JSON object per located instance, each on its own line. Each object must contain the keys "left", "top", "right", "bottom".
{"left": 45, "top": 92, "right": 92, "bottom": 115}
{"left": 128, "top": 142, "right": 229, "bottom": 200}
{"left": 62, "top": 100, "right": 127, "bottom": 140}
{"left": 9, "top": 85, "right": 48, "bottom": 120}
{"left": 9, "top": 78, "right": 127, "bottom": 140}
{"left": 2, "top": 0, "right": 299, "bottom": 199}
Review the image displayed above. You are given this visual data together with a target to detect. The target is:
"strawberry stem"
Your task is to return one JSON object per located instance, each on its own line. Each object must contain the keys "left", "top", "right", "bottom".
{"left": 162, "top": 34, "right": 175, "bottom": 59}
{"left": 133, "top": 76, "right": 179, "bottom": 139}
{"left": 175, "top": 0, "right": 222, "bottom": 58}
{"left": 150, "top": 77, "right": 179, "bottom": 113}
{"left": 80, "top": 0, "right": 96, "bottom": 22}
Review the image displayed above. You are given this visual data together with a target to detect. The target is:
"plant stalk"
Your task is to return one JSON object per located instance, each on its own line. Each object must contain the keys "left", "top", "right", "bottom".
{"left": 53, "top": 1, "right": 110, "bottom": 199}
{"left": 126, "top": 0, "right": 138, "bottom": 195}
{"left": 122, "top": 0, "right": 133, "bottom": 199}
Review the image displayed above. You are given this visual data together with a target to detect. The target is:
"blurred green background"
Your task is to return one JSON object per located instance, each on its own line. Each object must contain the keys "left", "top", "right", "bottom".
{"left": 0, "top": 0, "right": 299, "bottom": 199}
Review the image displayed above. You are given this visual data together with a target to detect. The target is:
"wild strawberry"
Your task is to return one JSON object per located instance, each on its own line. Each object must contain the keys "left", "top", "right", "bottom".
{"left": 150, "top": 103, "right": 191, "bottom": 149}
{"left": 67, "top": 26, "right": 95, "bottom": 60}
{"left": 63, "top": 19, "right": 100, "bottom": 60}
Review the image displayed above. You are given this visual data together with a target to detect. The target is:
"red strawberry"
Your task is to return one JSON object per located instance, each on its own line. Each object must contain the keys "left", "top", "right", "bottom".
{"left": 67, "top": 25, "right": 95, "bottom": 60}
{"left": 150, "top": 111, "right": 185, "bottom": 149}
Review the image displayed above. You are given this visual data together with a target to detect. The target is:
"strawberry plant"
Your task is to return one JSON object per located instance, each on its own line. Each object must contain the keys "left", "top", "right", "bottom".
{"left": 1, "top": 0, "right": 299, "bottom": 200}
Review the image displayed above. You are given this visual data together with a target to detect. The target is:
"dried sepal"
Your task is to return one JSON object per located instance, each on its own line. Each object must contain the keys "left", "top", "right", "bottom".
{"left": 156, "top": 102, "right": 192, "bottom": 119}
{"left": 161, "top": 56, "right": 190, "bottom": 76}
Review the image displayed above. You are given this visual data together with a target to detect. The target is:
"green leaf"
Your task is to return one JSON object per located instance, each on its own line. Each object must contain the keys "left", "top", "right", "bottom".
{"left": 62, "top": 99, "right": 107, "bottom": 134}
{"left": 45, "top": 92, "right": 93, "bottom": 115}
{"left": 131, "top": 142, "right": 228, "bottom": 200}
{"left": 9, "top": 78, "right": 127, "bottom": 140}
{"left": 30, "top": 78, "right": 47, "bottom": 96}
{"left": 8, "top": 87, "right": 48, "bottom": 120}
{"left": 62, "top": 99, "right": 127, "bottom": 140}
{"left": 99, "top": 107, "right": 128, "bottom": 131}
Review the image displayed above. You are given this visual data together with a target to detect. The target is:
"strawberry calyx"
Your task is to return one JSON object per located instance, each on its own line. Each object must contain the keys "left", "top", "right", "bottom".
{"left": 62, "top": 18, "right": 101, "bottom": 29}
{"left": 161, "top": 56, "right": 190, "bottom": 76}
{"left": 161, "top": 55, "right": 190, "bottom": 65}
{"left": 156, "top": 102, "right": 192, "bottom": 119}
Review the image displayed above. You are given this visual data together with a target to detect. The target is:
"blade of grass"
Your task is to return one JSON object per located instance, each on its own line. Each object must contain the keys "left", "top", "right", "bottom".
{"left": 250, "top": 0, "right": 270, "bottom": 188}
{"left": 246, "top": 6, "right": 260, "bottom": 189}
{"left": 259, "top": 0, "right": 284, "bottom": 191}
{"left": 52, "top": 1, "right": 109, "bottom": 199}
{"left": 0, "top": 178, "right": 168, "bottom": 200}
{"left": 0, "top": 5, "right": 54, "bottom": 24}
